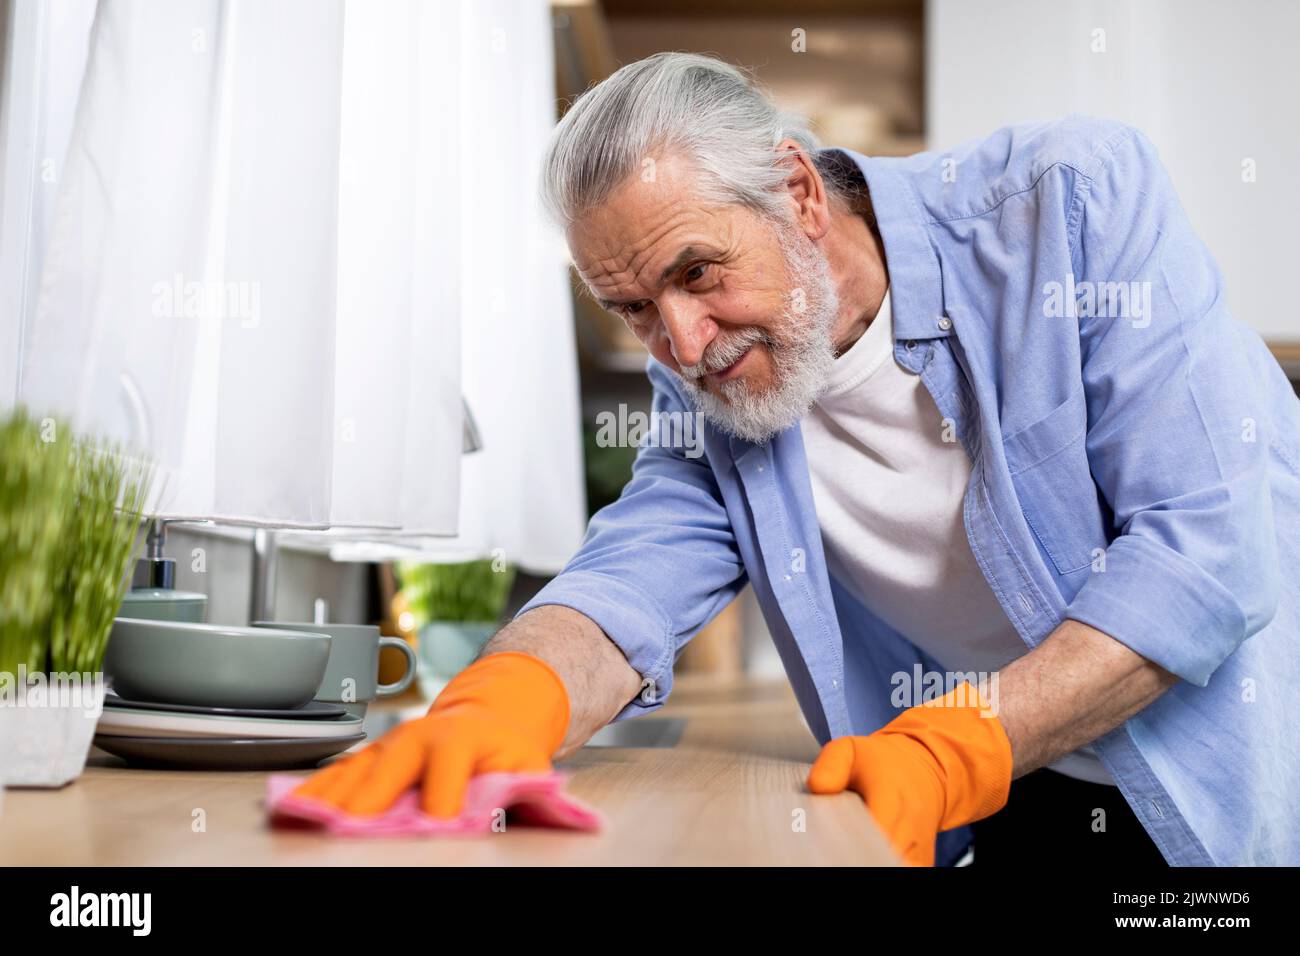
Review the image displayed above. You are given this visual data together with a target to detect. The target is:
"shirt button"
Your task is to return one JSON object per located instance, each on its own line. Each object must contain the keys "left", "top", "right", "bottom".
{"left": 904, "top": 340, "right": 916, "bottom": 351}
{"left": 639, "top": 677, "right": 657, "bottom": 704}
{"left": 756, "top": 464, "right": 764, "bottom": 472}
{"left": 938, "top": 317, "right": 953, "bottom": 331}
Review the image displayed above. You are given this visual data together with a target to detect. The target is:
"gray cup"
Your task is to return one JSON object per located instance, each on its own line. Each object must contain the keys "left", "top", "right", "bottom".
{"left": 252, "top": 622, "right": 417, "bottom": 717}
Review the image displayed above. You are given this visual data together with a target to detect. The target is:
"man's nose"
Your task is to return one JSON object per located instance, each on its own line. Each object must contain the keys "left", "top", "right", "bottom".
{"left": 658, "top": 293, "right": 716, "bottom": 369}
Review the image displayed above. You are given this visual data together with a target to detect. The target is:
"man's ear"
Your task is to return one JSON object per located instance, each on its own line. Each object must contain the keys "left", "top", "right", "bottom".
{"left": 775, "top": 138, "right": 830, "bottom": 241}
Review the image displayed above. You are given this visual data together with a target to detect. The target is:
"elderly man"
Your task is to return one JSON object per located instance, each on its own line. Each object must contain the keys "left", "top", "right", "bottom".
{"left": 297, "top": 53, "right": 1300, "bottom": 866}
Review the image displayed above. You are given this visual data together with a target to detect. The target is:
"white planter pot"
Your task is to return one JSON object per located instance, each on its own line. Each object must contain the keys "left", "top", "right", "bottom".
{"left": 0, "top": 682, "right": 104, "bottom": 788}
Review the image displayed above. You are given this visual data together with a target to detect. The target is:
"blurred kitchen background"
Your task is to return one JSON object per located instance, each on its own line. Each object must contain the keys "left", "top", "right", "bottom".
{"left": 3, "top": 0, "right": 1296, "bottom": 694}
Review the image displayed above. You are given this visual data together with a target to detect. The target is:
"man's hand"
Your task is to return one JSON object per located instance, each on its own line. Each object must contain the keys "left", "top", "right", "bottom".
{"left": 291, "top": 651, "right": 570, "bottom": 817}
{"left": 807, "top": 683, "right": 1013, "bottom": 866}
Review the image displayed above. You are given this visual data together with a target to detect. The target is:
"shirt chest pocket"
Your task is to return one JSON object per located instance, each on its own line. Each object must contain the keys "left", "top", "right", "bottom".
{"left": 1001, "top": 389, "right": 1110, "bottom": 575}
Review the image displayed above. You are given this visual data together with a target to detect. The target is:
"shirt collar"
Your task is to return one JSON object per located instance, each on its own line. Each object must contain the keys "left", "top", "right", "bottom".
{"left": 823, "top": 147, "right": 950, "bottom": 343}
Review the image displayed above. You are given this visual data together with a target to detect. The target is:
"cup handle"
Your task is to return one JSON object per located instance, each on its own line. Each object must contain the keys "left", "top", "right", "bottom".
{"left": 376, "top": 637, "right": 418, "bottom": 697}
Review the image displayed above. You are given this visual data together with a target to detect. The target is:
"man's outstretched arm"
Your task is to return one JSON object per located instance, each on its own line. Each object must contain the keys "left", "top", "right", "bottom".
{"left": 479, "top": 605, "right": 643, "bottom": 760}
{"left": 294, "top": 354, "right": 745, "bottom": 816}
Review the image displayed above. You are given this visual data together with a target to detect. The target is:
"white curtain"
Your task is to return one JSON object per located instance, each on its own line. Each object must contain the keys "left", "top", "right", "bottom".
{"left": 0, "top": 0, "right": 97, "bottom": 407}
{"left": 415, "top": 0, "right": 588, "bottom": 573}
{"left": 2, "top": 0, "right": 586, "bottom": 563}
{"left": 290, "top": 0, "right": 590, "bottom": 572}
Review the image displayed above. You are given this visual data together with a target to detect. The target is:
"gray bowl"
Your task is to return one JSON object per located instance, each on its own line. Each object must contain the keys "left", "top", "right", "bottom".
{"left": 103, "top": 619, "right": 332, "bottom": 710}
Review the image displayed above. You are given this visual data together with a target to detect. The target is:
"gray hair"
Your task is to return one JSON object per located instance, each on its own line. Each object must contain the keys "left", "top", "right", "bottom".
{"left": 541, "top": 52, "right": 855, "bottom": 226}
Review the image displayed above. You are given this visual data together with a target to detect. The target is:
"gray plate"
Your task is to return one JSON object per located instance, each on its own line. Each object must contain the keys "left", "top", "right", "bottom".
{"left": 104, "top": 691, "right": 346, "bottom": 720}
{"left": 93, "top": 733, "right": 366, "bottom": 770}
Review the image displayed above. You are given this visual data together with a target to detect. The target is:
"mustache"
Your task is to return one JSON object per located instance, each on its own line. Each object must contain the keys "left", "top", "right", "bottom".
{"left": 679, "top": 327, "right": 771, "bottom": 381}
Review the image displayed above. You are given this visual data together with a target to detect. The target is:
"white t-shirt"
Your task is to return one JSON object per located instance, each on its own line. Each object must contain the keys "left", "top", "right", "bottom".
{"left": 800, "top": 288, "right": 1114, "bottom": 786}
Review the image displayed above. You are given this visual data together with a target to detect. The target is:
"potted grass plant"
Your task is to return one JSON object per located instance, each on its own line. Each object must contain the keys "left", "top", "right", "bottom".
{"left": 397, "top": 558, "right": 516, "bottom": 686}
{"left": 0, "top": 408, "right": 153, "bottom": 787}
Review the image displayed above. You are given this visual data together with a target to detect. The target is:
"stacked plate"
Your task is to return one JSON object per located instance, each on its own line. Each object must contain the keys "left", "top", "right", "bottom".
{"left": 95, "top": 618, "right": 366, "bottom": 770}
{"left": 94, "top": 693, "right": 366, "bottom": 770}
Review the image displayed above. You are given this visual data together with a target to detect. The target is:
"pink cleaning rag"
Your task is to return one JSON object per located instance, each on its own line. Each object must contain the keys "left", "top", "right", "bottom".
{"left": 265, "top": 771, "right": 605, "bottom": 836}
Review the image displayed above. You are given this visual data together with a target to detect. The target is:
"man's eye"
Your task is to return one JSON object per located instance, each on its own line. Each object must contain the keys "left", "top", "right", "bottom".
{"left": 684, "top": 263, "right": 709, "bottom": 284}
{"left": 622, "top": 301, "right": 649, "bottom": 318}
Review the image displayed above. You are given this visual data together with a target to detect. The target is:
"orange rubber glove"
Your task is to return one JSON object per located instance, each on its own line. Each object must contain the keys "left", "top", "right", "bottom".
{"left": 807, "top": 682, "right": 1013, "bottom": 866}
{"left": 291, "top": 651, "right": 570, "bottom": 818}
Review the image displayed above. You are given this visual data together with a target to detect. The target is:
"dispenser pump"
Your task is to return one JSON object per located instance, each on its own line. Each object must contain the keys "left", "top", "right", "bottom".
{"left": 132, "top": 519, "right": 176, "bottom": 590}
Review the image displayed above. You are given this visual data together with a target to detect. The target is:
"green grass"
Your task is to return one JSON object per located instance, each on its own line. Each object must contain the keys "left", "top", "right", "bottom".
{"left": 397, "top": 558, "right": 516, "bottom": 625}
{"left": 0, "top": 408, "right": 154, "bottom": 676}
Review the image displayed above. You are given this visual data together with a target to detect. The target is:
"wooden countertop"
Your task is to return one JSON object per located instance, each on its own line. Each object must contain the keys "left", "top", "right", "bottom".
{"left": 0, "top": 675, "right": 899, "bottom": 866}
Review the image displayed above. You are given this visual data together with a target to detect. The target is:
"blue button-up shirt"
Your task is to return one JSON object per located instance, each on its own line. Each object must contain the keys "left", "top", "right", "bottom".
{"left": 517, "top": 115, "right": 1300, "bottom": 866}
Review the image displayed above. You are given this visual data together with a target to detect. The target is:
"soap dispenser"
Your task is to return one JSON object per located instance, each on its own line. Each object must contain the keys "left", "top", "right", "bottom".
{"left": 119, "top": 520, "right": 208, "bottom": 623}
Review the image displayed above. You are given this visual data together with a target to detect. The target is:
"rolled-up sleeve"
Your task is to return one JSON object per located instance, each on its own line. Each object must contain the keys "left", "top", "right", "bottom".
{"left": 513, "top": 357, "right": 747, "bottom": 720}
{"left": 1063, "top": 126, "right": 1281, "bottom": 686}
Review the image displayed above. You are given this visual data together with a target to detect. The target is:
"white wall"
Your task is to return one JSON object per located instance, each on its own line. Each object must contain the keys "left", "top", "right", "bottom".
{"left": 927, "top": 0, "right": 1300, "bottom": 343}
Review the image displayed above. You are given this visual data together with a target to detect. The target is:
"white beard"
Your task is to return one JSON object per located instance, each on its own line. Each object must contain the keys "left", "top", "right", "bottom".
{"left": 675, "top": 218, "right": 840, "bottom": 445}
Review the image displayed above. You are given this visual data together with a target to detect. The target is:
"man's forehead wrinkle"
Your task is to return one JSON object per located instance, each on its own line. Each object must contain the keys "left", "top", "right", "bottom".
{"left": 582, "top": 206, "right": 705, "bottom": 300}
